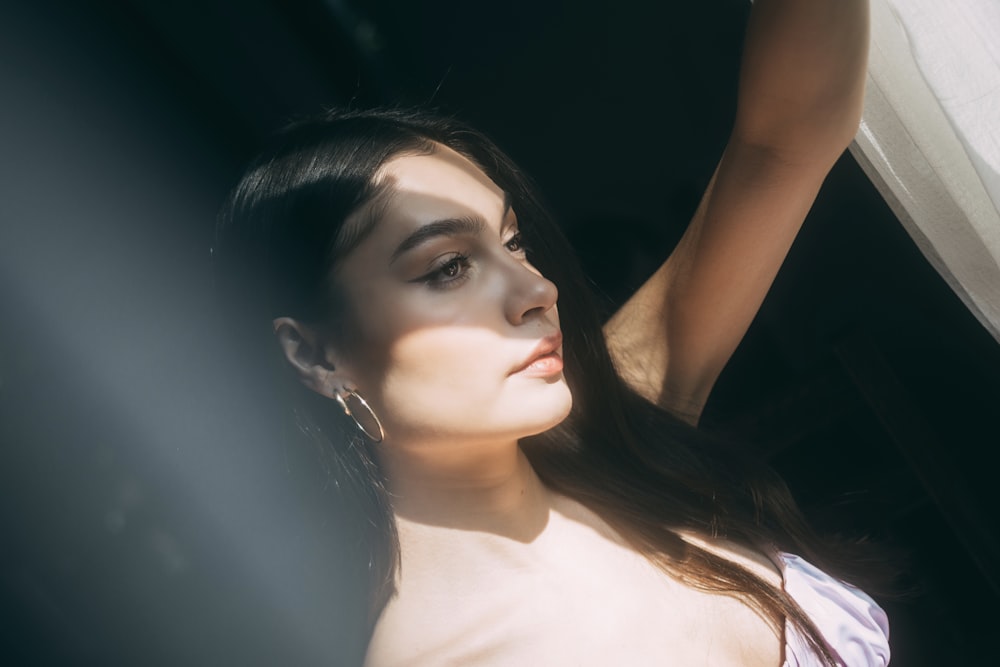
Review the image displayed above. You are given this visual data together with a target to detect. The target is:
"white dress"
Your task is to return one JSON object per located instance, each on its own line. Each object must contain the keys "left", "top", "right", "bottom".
{"left": 779, "top": 552, "right": 891, "bottom": 666}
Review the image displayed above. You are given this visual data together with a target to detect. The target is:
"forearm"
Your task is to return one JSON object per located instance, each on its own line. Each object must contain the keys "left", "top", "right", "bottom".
{"left": 606, "top": 1, "right": 871, "bottom": 416}
{"left": 733, "top": 0, "right": 870, "bottom": 159}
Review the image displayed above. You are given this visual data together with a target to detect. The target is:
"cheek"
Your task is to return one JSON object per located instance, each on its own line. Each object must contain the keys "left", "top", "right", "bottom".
{"left": 376, "top": 327, "right": 505, "bottom": 439}
{"left": 372, "top": 326, "right": 573, "bottom": 442}
{"left": 343, "top": 280, "right": 501, "bottom": 381}
{"left": 334, "top": 277, "right": 571, "bottom": 441}
{"left": 380, "top": 326, "right": 506, "bottom": 401}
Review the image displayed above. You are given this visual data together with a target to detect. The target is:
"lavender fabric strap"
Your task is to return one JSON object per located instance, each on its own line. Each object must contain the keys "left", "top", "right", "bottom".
{"left": 779, "top": 552, "right": 891, "bottom": 667}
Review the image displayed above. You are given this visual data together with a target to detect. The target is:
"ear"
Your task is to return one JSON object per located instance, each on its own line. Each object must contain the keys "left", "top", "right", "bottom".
{"left": 273, "top": 317, "right": 347, "bottom": 398}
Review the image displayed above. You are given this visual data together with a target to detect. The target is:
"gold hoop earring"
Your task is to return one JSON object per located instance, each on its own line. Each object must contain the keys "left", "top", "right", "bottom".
{"left": 335, "top": 388, "right": 385, "bottom": 443}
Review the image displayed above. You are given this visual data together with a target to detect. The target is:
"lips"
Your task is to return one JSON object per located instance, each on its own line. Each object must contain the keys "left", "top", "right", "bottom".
{"left": 511, "top": 331, "right": 564, "bottom": 377}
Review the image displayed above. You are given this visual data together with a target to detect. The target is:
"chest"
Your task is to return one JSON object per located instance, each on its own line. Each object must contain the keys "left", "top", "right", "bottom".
{"left": 366, "top": 518, "right": 783, "bottom": 666}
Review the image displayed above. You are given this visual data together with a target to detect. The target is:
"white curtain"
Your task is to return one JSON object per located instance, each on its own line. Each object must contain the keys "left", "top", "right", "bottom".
{"left": 850, "top": 0, "right": 1000, "bottom": 341}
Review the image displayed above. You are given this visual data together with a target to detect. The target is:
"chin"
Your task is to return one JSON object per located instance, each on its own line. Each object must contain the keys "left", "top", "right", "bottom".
{"left": 516, "top": 378, "right": 574, "bottom": 437}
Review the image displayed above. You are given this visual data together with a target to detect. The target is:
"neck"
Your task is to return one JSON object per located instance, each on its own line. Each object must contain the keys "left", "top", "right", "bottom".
{"left": 378, "top": 440, "right": 549, "bottom": 543}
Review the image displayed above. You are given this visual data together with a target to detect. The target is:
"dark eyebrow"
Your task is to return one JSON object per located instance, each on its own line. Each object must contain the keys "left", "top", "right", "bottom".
{"left": 388, "top": 191, "right": 513, "bottom": 265}
{"left": 390, "top": 216, "right": 486, "bottom": 264}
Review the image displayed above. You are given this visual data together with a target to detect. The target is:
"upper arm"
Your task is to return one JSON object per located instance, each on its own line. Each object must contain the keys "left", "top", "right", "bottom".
{"left": 604, "top": 139, "right": 839, "bottom": 423}
{"left": 602, "top": 0, "right": 868, "bottom": 423}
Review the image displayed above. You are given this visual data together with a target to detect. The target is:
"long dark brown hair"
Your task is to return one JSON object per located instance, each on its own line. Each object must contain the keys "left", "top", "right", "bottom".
{"left": 215, "top": 107, "right": 889, "bottom": 666}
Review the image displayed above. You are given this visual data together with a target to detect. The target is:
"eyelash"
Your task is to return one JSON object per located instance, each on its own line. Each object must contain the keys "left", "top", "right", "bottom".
{"left": 425, "top": 253, "right": 473, "bottom": 289}
{"left": 422, "top": 232, "right": 528, "bottom": 289}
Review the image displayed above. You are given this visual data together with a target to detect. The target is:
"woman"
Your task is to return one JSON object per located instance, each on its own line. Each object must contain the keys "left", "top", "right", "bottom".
{"left": 215, "top": 0, "right": 891, "bottom": 664}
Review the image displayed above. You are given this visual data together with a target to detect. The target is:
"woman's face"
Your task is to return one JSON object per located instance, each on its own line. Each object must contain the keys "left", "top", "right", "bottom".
{"left": 329, "top": 144, "right": 572, "bottom": 449}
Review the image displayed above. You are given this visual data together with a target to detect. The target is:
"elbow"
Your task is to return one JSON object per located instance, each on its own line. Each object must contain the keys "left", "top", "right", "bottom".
{"left": 731, "top": 99, "right": 863, "bottom": 170}
{"left": 733, "top": 74, "right": 868, "bottom": 162}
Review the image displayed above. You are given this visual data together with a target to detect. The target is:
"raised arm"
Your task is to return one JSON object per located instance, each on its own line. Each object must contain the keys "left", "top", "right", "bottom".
{"left": 604, "top": 0, "right": 869, "bottom": 424}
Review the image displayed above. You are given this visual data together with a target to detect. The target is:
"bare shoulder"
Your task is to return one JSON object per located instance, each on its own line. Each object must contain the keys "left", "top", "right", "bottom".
{"left": 363, "top": 524, "right": 537, "bottom": 667}
{"left": 677, "top": 529, "right": 783, "bottom": 588}
{"left": 365, "top": 500, "right": 784, "bottom": 667}
{"left": 364, "top": 585, "right": 474, "bottom": 667}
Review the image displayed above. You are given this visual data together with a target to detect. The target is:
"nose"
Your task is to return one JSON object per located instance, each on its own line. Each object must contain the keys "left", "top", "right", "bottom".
{"left": 505, "top": 262, "right": 559, "bottom": 325}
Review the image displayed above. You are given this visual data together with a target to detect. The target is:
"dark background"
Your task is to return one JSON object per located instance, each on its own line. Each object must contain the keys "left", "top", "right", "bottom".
{"left": 1, "top": 0, "right": 998, "bottom": 664}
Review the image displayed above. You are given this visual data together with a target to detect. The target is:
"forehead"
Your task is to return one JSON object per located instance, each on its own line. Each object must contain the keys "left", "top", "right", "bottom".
{"left": 333, "top": 144, "right": 511, "bottom": 277}
{"left": 373, "top": 145, "right": 507, "bottom": 231}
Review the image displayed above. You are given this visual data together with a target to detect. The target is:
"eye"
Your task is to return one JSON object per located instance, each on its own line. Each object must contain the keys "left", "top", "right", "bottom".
{"left": 504, "top": 231, "right": 527, "bottom": 255}
{"left": 439, "top": 257, "right": 464, "bottom": 278}
{"left": 424, "top": 253, "right": 472, "bottom": 289}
